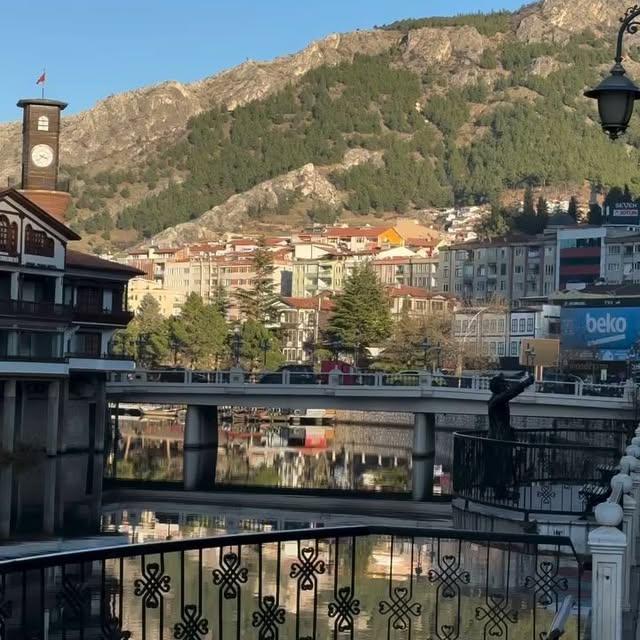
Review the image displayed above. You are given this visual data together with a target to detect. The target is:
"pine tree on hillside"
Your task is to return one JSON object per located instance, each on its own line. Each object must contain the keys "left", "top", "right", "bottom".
{"left": 523, "top": 186, "right": 536, "bottom": 217}
{"left": 536, "top": 196, "right": 549, "bottom": 219}
{"left": 588, "top": 203, "right": 603, "bottom": 225}
{"left": 477, "top": 203, "right": 511, "bottom": 239}
{"left": 326, "top": 264, "right": 392, "bottom": 365}
{"left": 567, "top": 196, "right": 579, "bottom": 221}
{"left": 235, "top": 240, "right": 281, "bottom": 323}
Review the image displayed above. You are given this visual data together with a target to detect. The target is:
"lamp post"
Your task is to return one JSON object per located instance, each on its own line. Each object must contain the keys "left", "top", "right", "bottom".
{"left": 231, "top": 327, "right": 242, "bottom": 367}
{"left": 585, "top": 7, "right": 640, "bottom": 139}
{"left": 259, "top": 337, "right": 270, "bottom": 369}
{"left": 525, "top": 345, "right": 536, "bottom": 375}
{"left": 420, "top": 339, "right": 431, "bottom": 370}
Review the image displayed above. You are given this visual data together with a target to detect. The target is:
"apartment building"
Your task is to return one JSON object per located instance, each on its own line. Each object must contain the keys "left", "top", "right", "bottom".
{"left": 278, "top": 296, "right": 334, "bottom": 362}
{"left": 437, "top": 215, "right": 609, "bottom": 306}
{"left": 386, "top": 286, "right": 454, "bottom": 318}
{"left": 453, "top": 305, "right": 560, "bottom": 361}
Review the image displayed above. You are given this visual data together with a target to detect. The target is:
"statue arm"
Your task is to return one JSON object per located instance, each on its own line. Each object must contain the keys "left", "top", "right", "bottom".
{"left": 494, "top": 375, "right": 535, "bottom": 404}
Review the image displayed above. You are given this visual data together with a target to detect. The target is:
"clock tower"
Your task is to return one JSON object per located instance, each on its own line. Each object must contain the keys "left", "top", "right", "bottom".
{"left": 17, "top": 98, "right": 71, "bottom": 222}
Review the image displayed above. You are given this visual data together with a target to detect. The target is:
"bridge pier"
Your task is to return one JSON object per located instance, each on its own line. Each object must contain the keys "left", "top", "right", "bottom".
{"left": 184, "top": 405, "right": 218, "bottom": 491}
{"left": 412, "top": 413, "right": 435, "bottom": 501}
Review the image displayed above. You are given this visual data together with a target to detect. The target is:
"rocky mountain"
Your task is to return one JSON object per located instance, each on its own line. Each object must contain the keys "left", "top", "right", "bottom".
{"left": 0, "top": 0, "right": 636, "bottom": 249}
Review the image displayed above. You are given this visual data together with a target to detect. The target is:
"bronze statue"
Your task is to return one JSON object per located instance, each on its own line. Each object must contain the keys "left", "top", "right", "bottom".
{"left": 488, "top": 373, "right": 535, "bottom": 441}
{"left": 486, "top": 373, "right": 535, "bottom": 499}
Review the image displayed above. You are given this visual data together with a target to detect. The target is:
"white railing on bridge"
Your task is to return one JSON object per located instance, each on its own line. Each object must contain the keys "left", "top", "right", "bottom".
{"left": 108, "top": 367, "right": 636, "bottom": 400}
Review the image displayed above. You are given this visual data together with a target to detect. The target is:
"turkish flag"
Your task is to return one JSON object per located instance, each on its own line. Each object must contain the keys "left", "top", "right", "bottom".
{"left": 36, "top": 72, "right": 46, "bottom": 85}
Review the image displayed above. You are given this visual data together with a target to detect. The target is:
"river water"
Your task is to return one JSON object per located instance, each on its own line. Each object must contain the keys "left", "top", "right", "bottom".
{"left": 110, "top": 409, "right": 453, "bottom": 495}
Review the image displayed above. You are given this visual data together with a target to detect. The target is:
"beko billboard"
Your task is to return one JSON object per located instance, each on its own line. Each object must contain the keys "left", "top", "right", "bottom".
{"left": 561, "top": 306, "right": 640, "bottom": 360}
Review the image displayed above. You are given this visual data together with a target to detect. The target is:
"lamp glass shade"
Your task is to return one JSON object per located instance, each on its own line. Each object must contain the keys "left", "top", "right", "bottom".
{"left": 597, "top": 90, "right": 636, "bottom": 138}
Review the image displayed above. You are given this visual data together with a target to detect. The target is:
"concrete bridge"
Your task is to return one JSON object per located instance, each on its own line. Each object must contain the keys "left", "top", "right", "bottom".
{"left": 106, "top": 369, "right": 637, "bottom": 502}
{"left": 106, "top": 369, "right": 637, "bottom": 420}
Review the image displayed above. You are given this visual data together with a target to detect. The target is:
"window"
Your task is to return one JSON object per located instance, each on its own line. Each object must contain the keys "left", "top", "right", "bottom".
{"left": 24, "top": 225, "right": 54, "bottom": 257}
{"left": 527, "top": 317, "right": 534, "bottom": 332}
{"left": 609, "top": 245, "right": 621, "bottom": 255}
{"left": 545, "top": 264, "right": 554, "bottom": 275}
{"left": 490, "top": 342, "right": 497, "bottom": 355}
{"left": 37, "top": 115, "right": 49, "bottom": 131}
{"left": 500, "top": 264, "right": 507, "bottom": 276}
{"left": 455, "top": 267, "right": 462, "bottom": 277}
{"left": 608, "top": 263, "right": 620, "bottom": 272}
{"left": 514, "top": 265, "right": 523, "bottom": 274}
{"left": 511, "top": 318, "right": 518, "bottom": 333}
{"left": 497, "top": 342, "right": 505, "bottom": 356}
{"left": 515, "top": 248, "right": 524, "bottom": 257}
{"left": 74, "top": 332, "right": 101, "bottom": 356}
{"left": 0, "top": 216, "right": 17, "bottom": 254}
{"left": 497, "top": 319, "right": 505, "bottom": 333}
{"left": 510, "top": 341, "right": 518, "bottom": 356}
{"left": 625, "top": 245, "right": 634, "bottom": 256}
{"left": 519, "top": 318, "right": 526, "bottom": 332}
{"left": 443, "top": 284, "right": 449, "bottom": 292}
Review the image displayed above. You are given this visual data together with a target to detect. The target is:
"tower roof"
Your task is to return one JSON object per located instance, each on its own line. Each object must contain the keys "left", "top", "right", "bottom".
{"left": 17, "top": 98, "right": 67, "bottom": 110}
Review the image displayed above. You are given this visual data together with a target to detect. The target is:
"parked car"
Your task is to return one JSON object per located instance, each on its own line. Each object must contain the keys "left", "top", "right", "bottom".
{"left": 259, "top": 364, "right": 316, "bottom": 385}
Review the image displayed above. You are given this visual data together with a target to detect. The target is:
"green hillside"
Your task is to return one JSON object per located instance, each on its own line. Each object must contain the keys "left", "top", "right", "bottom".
{"left": 76, "top": 25, "right": 640, "bottom": 243}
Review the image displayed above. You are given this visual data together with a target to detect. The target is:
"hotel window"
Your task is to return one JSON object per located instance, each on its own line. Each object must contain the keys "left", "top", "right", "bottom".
{"left": 37, "top": 115, "right": 49, "bottom": 131}
{"left": 511, "top": 318, "right": 518, "bottom": 333}
{"left": 510, "top": 340, "right": 518, "bottom": 356}
{"left": 24, "top": 225, "right": 54, "bottom": 257}
{"left": 497, "top": 342, "right": 505, "bottom": 356}
{"left": 527, "top": 317, "right": 534, "bottom": 332}
{"left": 519, "top": 318, "right": 526, "bottom": 332}
{"left": 0, "top": 216, "right": 17, "bottom": 254}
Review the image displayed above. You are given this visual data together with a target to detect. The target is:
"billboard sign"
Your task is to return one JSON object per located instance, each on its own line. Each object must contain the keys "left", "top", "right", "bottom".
{"left": 605, "top": 200, "right": 640, "bottom": 226}
{"left": 560, "top": 307, "right": 640, "bottom": 356}
{"left": 519, "top": 339, "right": 560, "bottom": 367}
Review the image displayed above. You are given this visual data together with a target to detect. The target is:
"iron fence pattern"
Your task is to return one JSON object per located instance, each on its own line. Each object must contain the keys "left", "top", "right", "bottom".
{"left": 453, "top": 429, "right": 622, "bottom": 514}
{"left": 0, "top": 526, "right": 584, "bottom": 640}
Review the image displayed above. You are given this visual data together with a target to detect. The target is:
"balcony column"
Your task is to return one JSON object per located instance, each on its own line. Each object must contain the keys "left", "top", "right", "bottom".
{"left": 412, "top": 412, "right": 436, "bottom": 501}
{"left": 1, "top": 381, "right": 17, "bottom": 453}
{"left": 54, "top": 276, "right": 63, "bottom": 305}
{"left": 589, "top": 500, "right": 626, "bottom": 640}
{"left": 9, "top": 272, "right": 18, "bottom": 300}
{"left": 46, "top": 380, "right": 61, "bottom": 456}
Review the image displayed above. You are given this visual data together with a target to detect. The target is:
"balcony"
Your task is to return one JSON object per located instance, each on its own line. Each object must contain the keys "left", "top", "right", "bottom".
{"left": 452, "top": 428, "right": 626, "bottom": 554}
{"left": 73, "top": 305, "right": 134, "bottom": 326}
{"left": 0, "top": 299, "right": 72, "bottom": 321}
{"left": 0, "top": 524, "right": 584, "bottom": 640}
{"left": 66, "top": 350, "right": 135, "bottom": 372}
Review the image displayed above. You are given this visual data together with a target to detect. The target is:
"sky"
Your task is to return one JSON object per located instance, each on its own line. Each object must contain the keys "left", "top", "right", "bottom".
{"left": 0, "top": 0, "right": 525, "bottom": 122}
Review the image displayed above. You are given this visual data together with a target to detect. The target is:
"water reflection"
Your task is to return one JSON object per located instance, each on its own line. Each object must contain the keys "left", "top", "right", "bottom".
{"left": 0, "top": 453, "right": 104, "bottom": 555}
{"left": 111, "top": 411, "right": 452, "bottom": 494}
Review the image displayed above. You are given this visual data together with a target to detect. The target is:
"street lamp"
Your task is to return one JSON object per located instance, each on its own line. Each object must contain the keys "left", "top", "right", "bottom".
{"left": 585, "top": 7, "right": 640, "bottom": 139}
{"left": 231, "top": 327, "right": 242, "bottom": 367}
{"left": 525, "top": 345, "right": 536, "bottom": 374}
{"left": 259, "top": 337, "right": 270, "bottom": 369}
{"left": 420, "top": 338, "right": 431, "bottom": 370}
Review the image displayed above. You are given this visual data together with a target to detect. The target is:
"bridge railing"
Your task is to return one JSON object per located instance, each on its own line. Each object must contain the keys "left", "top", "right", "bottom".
{"left": 452, "top": 429, "right": 623, "bottom": 515}
{"left": 0, "top": 524, "right": 584, "bottom": 640}
{"left": 107, "top": 369, "right": 634, "bottom": 400}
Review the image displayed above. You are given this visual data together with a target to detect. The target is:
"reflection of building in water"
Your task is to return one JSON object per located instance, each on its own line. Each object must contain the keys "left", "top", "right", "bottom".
{"left": 0, "top": 453, "right": 103, "bottom": 547}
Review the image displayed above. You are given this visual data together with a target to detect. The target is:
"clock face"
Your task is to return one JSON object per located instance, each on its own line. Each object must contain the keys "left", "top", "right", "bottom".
{"left": 31, "top": 144, "right": 54, "bottom": 168}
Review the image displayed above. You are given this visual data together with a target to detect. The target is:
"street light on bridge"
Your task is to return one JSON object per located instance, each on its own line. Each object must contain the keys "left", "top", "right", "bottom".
{"left": 585, "top": 6, "right": 640, "bottom": 139}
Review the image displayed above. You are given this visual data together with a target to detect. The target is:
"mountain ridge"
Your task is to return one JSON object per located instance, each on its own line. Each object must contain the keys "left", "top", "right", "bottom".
{"left": 0, "top": 0, "right": 635, "bottom": 250}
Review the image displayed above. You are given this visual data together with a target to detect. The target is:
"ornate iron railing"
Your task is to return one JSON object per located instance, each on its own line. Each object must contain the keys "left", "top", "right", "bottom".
{"left": 453, "top": 429, "right": 623, "bottom": 515}
{"left": 0, "top": 525, "right": 584, "bottom": 640}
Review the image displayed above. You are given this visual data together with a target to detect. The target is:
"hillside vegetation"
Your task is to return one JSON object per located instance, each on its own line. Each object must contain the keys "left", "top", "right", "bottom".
{"left": 71, "top": 18, "right": 640, "bottom": 245}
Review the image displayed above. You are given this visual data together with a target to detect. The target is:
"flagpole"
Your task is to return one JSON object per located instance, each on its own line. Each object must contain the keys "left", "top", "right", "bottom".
{"left": 41, "top": 68, "right": 45, "bottom": 99}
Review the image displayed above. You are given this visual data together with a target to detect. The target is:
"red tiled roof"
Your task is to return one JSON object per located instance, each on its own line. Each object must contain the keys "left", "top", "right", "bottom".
{"left": 326, "top": 226, "right": 390, "bottom": 239}
{"left": 280, "top": 296, "right": 335, "bottom": 311}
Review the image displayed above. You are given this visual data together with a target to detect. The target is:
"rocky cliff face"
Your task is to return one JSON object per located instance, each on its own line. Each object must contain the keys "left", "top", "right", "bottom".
{"left": 0, "top": 30, "right": 398, "bottom": 184}
{"left": 516, "top": 0, "right": 630, "bottom": 42}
